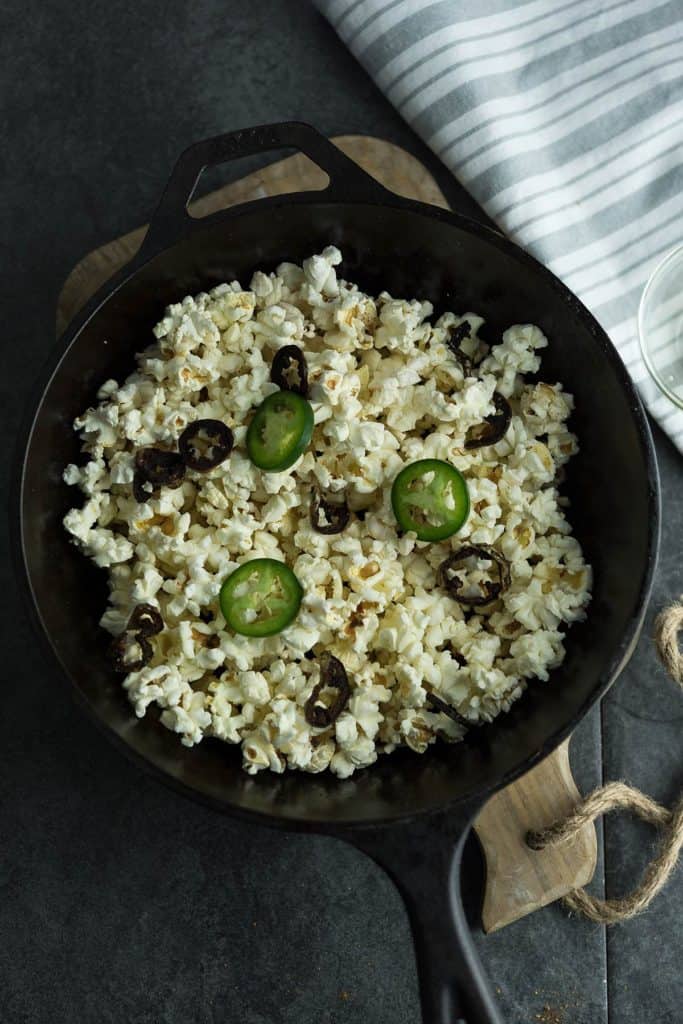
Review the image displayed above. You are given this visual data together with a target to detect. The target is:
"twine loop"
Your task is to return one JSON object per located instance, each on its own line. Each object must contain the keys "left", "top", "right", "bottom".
{"left": 526, "top": 600, "right": 683, "bottom": 924}
{"left": 654, "top": 600, "right": 683, "bottom": 686}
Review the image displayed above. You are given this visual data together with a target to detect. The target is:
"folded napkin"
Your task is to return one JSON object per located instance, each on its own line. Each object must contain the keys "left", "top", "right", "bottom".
{"left": 316, "top": 0, "right": 683, "bottom": 451}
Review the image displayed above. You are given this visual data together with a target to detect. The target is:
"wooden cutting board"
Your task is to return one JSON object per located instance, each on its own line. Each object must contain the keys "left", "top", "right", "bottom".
{"left": 57, "top": 134, "right": 597, "bottom": 933}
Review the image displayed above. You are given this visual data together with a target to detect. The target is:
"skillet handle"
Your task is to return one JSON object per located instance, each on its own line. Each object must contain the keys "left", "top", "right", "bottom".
{"left": 347, "top": 812, "right": 504, "bottom": 1024}
{"left": 139, "top": 121, "right": 392, "bottom": 257}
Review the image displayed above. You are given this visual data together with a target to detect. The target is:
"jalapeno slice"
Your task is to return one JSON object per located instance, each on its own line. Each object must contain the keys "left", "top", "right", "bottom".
{"left": 271, "top": 345, "right": 309, "bottom": 396}
{"left": 304, "top": 653, "right": 351, "bottom": 728}
{"left": 425, "top": 692, "right": 470, "bottom": 729}
{"left": 107, "top": 631, "right": 153, "bottom": 673}
{"left": 127, "top": 603, "right": 164, "bottom": 637}
{"left": 246, "top": 391, "right": 314, "bottom": 472}
{"left": 135, "top": 448, "right": 186, "bottom": 487}
{"left": 178, "top": 419, "right": 234, "bottom": 471}
{"left": 464, "top": 392, "right": 511, "bottom": 450}
{"left": 446, "top": 321, "right": 474, "bottom": 377}
{"left": 391, "top": 459, "right": 469, "bottom": 542}
{"left": 133, "top": 448, "right": 185, "bottom": 502}
{"left": 310, "top": 487, "right": 351, "bottom": 535}
{"left": 219, "top": 558, "right": 303, "bottom": 637}
{"left": 438, "top": 544, "right": 511, "bottom": 607}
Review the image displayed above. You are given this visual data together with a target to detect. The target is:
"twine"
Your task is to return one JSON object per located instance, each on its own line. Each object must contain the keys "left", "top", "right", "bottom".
{"left": 526, "top": 600, "right": 683, "bottom": 924}
{"left": 655, "top": 600, "right": 683, "bottom": 686}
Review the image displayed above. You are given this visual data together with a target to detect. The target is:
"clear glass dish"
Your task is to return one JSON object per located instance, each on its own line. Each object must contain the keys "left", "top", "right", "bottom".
{"left": 638, "top": 243, "right": 683, "bottom": 410}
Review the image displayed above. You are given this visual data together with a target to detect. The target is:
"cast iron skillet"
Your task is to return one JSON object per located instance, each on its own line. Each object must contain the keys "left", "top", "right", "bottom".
{"left": 15, "top": 123, "right": 660, "bottom": 1023}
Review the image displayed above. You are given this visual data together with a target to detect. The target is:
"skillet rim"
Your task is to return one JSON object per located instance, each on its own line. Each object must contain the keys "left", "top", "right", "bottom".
{"left": 12, "top": 191, "right": 661, "bottom": 831}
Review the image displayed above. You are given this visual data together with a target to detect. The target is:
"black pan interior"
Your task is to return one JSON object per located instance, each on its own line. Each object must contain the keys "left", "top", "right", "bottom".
{"left": 19, "top": 199, "right": 658, "bottom": 826}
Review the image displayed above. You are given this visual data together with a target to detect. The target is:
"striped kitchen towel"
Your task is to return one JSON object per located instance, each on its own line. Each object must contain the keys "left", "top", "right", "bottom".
{"left": 315, "top": 0, "right": 683, "bottom": 451}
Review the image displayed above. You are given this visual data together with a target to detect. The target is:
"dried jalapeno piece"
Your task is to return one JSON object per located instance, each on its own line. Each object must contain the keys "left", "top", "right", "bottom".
{"left": 107, "top": 631, "right": 153, "bottom": 673}
{"left": 179, "top": 419, "right": 234, "bottom": 471}
{"left": 446, "top": 321, "right": 474, "bottom": 377}
{"left": 127, "top": 603, "right": 163, "bottom": 637}
{"left": 305, "top": 653, "right": 351, "bottom": 728}
{"left": 426, "top": 692, "right": 470, "bottom": 729}
{"left": 271, "top": 345, "right": 309, "bottom": 396}
{"left": 133, "top": 472, "right": 155, "bottom": 503}
{"left": 439, "top": 641, "right": 467, "bottom": 667}
{"left": 135, "top": 448, "right": 186, "bottom": 488}
{"left": 438, "top": 544, "right": 511, "bottom": 607}
{"left": 464, "top": 392, "right": 511, "bottom": 450}
{"left": 310, "top": 488, "right": 351, "bottom": 535}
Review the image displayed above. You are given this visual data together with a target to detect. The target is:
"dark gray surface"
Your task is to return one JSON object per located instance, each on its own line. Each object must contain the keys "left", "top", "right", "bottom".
{"left": 601, "top": 435, "right": 683, "bottom": 1024}
{"left": 1, "top": 2, "right": 680, "bottom": 1022}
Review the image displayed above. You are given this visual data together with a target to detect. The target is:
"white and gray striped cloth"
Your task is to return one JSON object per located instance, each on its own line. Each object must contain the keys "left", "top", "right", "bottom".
{"left": 315, "top": 0, "right": 683, "bottom": 451}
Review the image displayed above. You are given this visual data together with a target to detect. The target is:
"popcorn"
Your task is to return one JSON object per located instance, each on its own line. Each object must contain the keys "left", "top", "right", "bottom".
{"left": 160, "top": 690, "right": 212, "bottom": 747}
{"left": 131, "top": 565, "right": 164, "bottom": 602}
{"left": 64, "top": 247, "right": 591, "bottom": 779}
{"left": 241, "top": 727, "right": 285, "bottom": 775}
{"left": 303, "top": 247, "right": 342, "bottom": 295}
{"left": 374, "top": 297, "right": 433, "bottom": 354}
{"left": 479, "top": 324, "right": 548, "bottom": 396}
{"left": 509, "top": 630, "right": 565, "bottom": 681}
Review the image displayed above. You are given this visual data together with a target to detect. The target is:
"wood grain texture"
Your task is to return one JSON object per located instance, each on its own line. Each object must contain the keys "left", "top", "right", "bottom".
{"left": 477, "top": 738, "right": 597, "bottom": 933}
{"left": 56, "top": 134, "right": 596, "bottom": 932}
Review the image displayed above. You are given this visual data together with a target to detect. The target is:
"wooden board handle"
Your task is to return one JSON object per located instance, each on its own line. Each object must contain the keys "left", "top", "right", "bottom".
{"left": 474, "top": 738, "right": 597, "bottom": 933}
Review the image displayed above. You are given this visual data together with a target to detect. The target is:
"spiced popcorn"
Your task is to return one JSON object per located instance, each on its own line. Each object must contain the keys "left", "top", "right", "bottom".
{"left": 63, "top": 246, "right": 591, "bottom": 778}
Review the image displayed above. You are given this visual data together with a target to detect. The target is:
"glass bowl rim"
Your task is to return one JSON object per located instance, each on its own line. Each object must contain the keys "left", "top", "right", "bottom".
{"left": 637, "top": 242, "right": 683, "bottom": 411}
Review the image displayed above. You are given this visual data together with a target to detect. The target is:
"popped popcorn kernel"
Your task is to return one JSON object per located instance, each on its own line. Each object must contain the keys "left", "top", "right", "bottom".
{"left": 64, "top": 248, "right": 591, "bottom": 778}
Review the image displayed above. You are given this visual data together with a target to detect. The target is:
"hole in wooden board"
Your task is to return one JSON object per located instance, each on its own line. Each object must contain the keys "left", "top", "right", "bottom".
{"left": 187, "top": 148, "right": 330, "bottom": 219}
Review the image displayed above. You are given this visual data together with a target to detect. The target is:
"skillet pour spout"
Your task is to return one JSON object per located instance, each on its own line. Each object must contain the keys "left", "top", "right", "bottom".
{"left": 14, "top": 122, "right": 659, "bottom": 1023}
